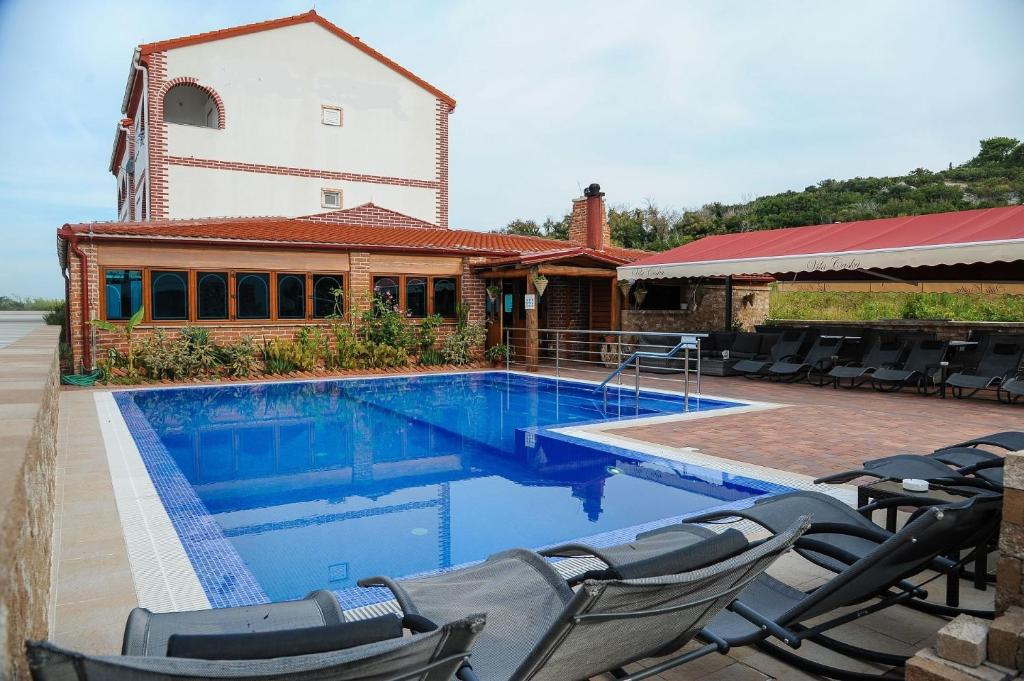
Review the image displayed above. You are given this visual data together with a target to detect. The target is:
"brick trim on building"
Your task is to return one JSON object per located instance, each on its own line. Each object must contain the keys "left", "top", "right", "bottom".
{"left": 159, "top": 76, "right": 227, "bottom": 129}
{"left": 302, "top": 203, "right": 442, "bottom": 229}
{"left": 434, "top": 98, "right": 451, "bottom": 228}
{"left": 146, "top": 52, "right": 169, "bottom": 220}
{"left": 165, "top": 156, "right": 442, "bottom": 190}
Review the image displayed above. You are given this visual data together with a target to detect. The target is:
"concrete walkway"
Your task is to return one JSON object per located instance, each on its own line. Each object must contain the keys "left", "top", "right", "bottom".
{"left": 0, "top": 311, "right": 47, "bottom": 349}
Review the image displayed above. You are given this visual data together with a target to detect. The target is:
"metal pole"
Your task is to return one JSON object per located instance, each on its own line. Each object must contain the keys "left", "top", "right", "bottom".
{"left": 696, "top": 338, "right": 702, "bottom": 396}
{"left": 505, "top": 328, "right": 510, "bottom": 372}
{"left": 555, "top": 330, "right": 560, "bottom": 378}
{"left": 683, "top": 346, "right": 690, "bottom": 411}
{"left": 634, "top": 358, "right": 640, "bottom": 402}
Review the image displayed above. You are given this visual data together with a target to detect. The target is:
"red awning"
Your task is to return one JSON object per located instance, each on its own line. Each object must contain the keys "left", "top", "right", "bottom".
{"left": 618, "top": 206, "right": 1024, "bottom": 280}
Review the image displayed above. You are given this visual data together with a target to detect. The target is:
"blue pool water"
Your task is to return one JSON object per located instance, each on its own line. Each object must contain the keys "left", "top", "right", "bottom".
{"left": 115, "top": 372, "right": 776, "bottom": 605}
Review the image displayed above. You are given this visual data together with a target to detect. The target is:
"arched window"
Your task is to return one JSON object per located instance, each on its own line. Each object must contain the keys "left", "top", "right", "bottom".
{"left": 197, "top": 272, "right": 228, "bottom": 320}
{"left": 151, "top": 271, "right": 189, "bottom": 320}
{"left": 277, "top": 274, "right": 306, "bottom": 319}
{"left": 433, "top": 278, "right": 457, "bottom": 318}
{"left": 406, "top": 277, "right": 427, "bottom": 317}
{"left": 312, "top": 275, "right": 344, "bottom": 318}
{"left": 236, "top": 273, "right": 270, "bottom": 319}
{"left": 164, "top": 84, "right": 220, "bottom": 128}
{"left": 373, "top": 276, "right": 399, "bottom": 311}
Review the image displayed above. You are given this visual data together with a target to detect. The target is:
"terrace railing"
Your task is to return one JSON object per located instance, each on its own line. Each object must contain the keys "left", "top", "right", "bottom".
{"left": 500, "top": 328, "right": 706, "bottom": 411}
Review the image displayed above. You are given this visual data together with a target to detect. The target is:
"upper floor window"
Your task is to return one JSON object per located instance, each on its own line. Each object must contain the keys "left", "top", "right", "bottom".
{"left": 321, "top": 106, "right": 343, "bottom": 126}
{"left": 164, "top": 84, "right": 220, "bottom": 128}
{"left": 321, "top": 189, "right": 342, "bottom": 209}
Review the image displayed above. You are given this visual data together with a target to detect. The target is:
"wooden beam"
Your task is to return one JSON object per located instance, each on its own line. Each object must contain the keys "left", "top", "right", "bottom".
{"left": 477, "top": 269, "right": 528, "bottom": 279}
{"left": 525, "top": 268, "right": 539, "bottom": 371}
{"left": 610, "top": 277, "right": 621, "bottom": 331}
{"left": 536, "top": 265, "right": 617, "bottom": 278}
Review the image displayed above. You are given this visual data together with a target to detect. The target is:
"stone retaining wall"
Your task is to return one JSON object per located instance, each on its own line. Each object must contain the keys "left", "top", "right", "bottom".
{"left": 0, "top": 326, "right": 60, "bottom": 681}
{"left": 622, "top": 284, "right": 771, "bottom": 333}
{"left": 771, "top": 318, "right": 1024, "bottom": 341}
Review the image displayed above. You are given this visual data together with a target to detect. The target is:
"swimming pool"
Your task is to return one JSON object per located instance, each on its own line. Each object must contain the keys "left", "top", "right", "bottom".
{"left": 113, "top": 372, "right": 782, "bottom": 607}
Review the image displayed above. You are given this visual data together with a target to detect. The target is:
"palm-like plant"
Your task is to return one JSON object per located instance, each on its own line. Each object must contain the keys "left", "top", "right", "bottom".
{"left": 90, "top": 306, "right": 144, "bottom": 377}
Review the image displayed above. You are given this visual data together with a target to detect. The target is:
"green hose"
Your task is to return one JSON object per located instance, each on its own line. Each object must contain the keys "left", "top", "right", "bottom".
{"left": 61, "top": 370, "right": 104, "bottom": 387}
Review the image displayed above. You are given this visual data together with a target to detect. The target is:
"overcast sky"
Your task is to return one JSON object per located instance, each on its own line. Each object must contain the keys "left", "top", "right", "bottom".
{"left": 1, "top": 0, "right": 1022, "bottom": 298}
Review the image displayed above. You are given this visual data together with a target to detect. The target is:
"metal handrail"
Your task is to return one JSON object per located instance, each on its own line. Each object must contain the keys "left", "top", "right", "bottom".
{"left": 499, "top": 327, "right": 707, "bottom": 411}
{"left": 596, "top": 335, "right": 701, "bottom": 392}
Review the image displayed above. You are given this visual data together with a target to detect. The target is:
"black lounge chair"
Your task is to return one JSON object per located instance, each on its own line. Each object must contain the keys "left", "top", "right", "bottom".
{"left": 828, "top": 336, "right": 905, "bottom": 389}
{"left": 28, "top": 590, "right": 483, "bottom": 681}
{"left": 685, "top": 490, "right": 999, "bottom": 618}
{"left": 768, "top": 335, "right": 844, "bottom": 385}
{"left": 360, "top": 521, "right": 808, "bottom": 681}
{"left": 870, "top": 339, "right": 949, "bottom": 393}
{"left": 946, "top": 340, "right": 1024, "bottom": 399}
{"left": 997, "top": 376, "right": 1024, "bottom": 404}
{"left": 814, "top": 453, "right": 1003, "bottom": 490}
{"left": 546, "top": 495, "right": 1000, "bottom": 680}
{"left": 946, "top": 430, "right": 1024, "bottom": 451}
{"left": 734, "top": 330, "right": 806, "bottom": 378}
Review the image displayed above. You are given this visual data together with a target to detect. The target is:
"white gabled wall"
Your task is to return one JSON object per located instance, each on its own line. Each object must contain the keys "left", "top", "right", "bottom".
{"left": 155, "top": 21, "right": 441, "bottom": 221}
{"left": 166, "top": 165, "right": 438, "bottom": 222}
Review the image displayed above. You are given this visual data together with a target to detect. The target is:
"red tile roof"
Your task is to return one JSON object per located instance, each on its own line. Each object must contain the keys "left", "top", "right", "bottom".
{"left": 137, "top": 10, "right": 455, "bottom": 108}
{"left": 58, "top": 215, "right": 645, "bottom": 264}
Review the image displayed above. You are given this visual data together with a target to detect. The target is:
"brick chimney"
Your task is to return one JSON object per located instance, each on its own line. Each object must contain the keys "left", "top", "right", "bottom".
{"left": 569, "top": 183, "right": 610, "bottom": 250}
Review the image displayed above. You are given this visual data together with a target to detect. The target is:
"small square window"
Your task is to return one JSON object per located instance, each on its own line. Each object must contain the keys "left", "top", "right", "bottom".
{"left": 321, "top": 106, "right": 342, "bottom": 126}
{"left": 321, "top": 189, "right": 342, "bottom": 209}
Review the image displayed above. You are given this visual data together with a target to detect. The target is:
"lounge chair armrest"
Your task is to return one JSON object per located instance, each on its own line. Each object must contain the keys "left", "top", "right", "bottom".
{"left": 960, "top": 459, "right": 1005, "bottom": 474}
{"left": 356, "top": 575, "right": 417, "bottom": 616}
{"left": 457, "top": 665, "right": 482, "bottom": 681}
{"left": 728, "top": 600, "right": 802, "bottom": 648}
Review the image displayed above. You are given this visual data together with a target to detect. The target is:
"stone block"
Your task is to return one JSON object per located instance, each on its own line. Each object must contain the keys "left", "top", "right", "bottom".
{"left": 1004, "top": 488, "right": 1024, "bottom": 527}
{"left": 906, "top": 650, "right": 1013, "bottom": 681}
{"left": 987, "top": 607, "right": 1024, "bottom": 670}
{"left": 1000, "top": 522, "right": 1024, "bottom": 561}
{"left": 1004, "top": 451, "right": 1024, "bottom": 491}
{"left": 936, "top": 615, "right": 990, "bottom": 667}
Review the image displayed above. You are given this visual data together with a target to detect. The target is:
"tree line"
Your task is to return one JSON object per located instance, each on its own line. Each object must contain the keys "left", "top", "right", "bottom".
{"left": 496, "top": 137, "right": 1024, "bottom": 251}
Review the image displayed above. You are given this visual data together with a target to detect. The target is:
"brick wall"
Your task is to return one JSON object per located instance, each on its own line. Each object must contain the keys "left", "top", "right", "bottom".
{"left": 568, "top": 196, "right": 609, "bottom": 247}
{"left": 146, "top": 52, "right": 169, "bottom": 220}
{"left": 434, "top": 99, "right": 451, "bottom": 228}
{"left": 622, "top": 284, "right": 771, "bottom": 333}
{"left": 997, "top": 452, "right": 1024, "bottom": 615}
{"left": 66, "top": 242, "right": 99, "bottom": 372}
{"left": 460, "top": 258, "right": 487, "bottom": 324}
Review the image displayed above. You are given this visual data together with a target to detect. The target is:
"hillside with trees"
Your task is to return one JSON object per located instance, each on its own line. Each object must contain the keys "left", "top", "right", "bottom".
{"left": 497, "top": 137, "right": 1024, "bottom": 251}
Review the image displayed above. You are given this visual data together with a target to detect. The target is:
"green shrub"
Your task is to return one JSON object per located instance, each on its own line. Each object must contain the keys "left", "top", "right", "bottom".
{"left": 415, "top": 314, "right": 443, "bottom": 352}
{"left": 136, "top": 330, "right": 179, "bottom": 380}
{"left": 218, "top": 337, "right": 258, "bottom": 378}
{"left": 419, "top": 348, "right": 445, "bottom": 366}
{"left": 44, "top": 301, "right": 65, "bottom": 326}
{"left": 485, "top": 344, "right": 508, "bottom": 364}
{"left": 262, "top": 339, "right": 299, "bottom": 374}
{"left": 295, "top": 326, "right": 329, "bottom": 370}
{"left": 441, "top": 322, "right": 486, "bottom": 365}
{"left": 330, "top": 324, "right": 366, "bottom": 369}
{"left": 178, "top": 327, "right": 221, "bottom": 377}
{"left": 360, "top": 297, "right": 413, "bottom": 350}
{"left": 769, "top": 287, "right": 1024, "bottom": 322}
{"left": 364, "top": 343, "right": 409, "bottom": 368}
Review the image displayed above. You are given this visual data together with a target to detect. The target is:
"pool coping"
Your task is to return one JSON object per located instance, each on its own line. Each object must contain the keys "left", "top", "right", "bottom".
{"left": 94, "top": 369, "right": 852, "bottom": 613}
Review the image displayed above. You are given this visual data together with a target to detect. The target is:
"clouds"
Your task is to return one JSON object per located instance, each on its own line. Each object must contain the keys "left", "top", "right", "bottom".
{"left": 0, "top": 0, "right": 1021, "bottom": 296}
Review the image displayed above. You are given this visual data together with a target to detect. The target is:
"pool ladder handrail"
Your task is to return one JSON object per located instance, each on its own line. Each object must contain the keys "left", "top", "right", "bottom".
{"left": 595, "top": 334, "right": 702, "bottom": 410}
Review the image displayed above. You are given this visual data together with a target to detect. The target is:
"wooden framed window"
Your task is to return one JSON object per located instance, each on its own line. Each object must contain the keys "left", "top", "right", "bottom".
{"left": 236, "top": 272, "right": 270, "bottom": 320}
{"left": 103, "top": 269, "right": 143, "bottom": 320}
{"left": 196, "top": 272, "right": 228, "bottom": 320}
{"left": 370, "top": 274, "right": 460, "bottom": 318}
{"left": 150, "top": 270, "right": 189, "bottom": 321}
{"left": 312, "top": 274, "right": 345, "bottom": 318}
{"left": 277, "top": 273, "right": 306, "bottom": 320}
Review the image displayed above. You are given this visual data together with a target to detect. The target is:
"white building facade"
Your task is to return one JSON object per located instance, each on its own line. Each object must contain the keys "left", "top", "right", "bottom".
{"left": 111, "top": 11, "right": 454, "bottom": 227}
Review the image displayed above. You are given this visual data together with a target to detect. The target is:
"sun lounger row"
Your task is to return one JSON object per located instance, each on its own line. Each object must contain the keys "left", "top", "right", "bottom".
{"left": 27, "top": 433, "right": 1015, "bottom": 680}
{"left": 705, "top": 325, "right": 1024, "bottom": 402}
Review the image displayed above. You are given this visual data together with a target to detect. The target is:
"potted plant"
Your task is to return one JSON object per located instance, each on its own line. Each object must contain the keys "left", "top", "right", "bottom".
{"left": 486, "top": 284, "right": 501, "bottom": 302}
{"left": 532, "top": 274, "right": 548, "bottom": 297}
{"left": 485, "top": 344, "right": 508, "bottom": 367}
{"left": 634, "top": 283, "right": 648, "bottom": 307}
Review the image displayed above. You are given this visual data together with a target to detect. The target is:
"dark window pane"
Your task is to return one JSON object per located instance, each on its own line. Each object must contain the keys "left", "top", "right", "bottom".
{"left": 312, "top": 275, "right": 344, "bottom": 318}
{"left": 104, "top": 269, "right": 142, "bottom": 320}
{"left": 236, "top": 273, "right": 270, "bottom": 319}
{"left": 406, "top": 277, "right": 427, "bottom": 317}
{"left": 277, "top": 273, "right": 306, "bottom": 319}
{"left": 151, "top": 271, "right": 189, "bottom": 320}
{"left": 373, "top": 276, "right": 399, "bottom": 311}
{"left": 433, "top": 278, "right": 457, "bottom": 317}
{"left": 197, "top": 272, "right": 227, "bottom": 320}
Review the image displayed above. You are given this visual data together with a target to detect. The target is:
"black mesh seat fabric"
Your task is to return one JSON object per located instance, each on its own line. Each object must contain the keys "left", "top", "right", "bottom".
{"left": 1000, "top": 379, "right": 1024, "bottom": 398}
{"left": 946, "top": 341, "right": 1024, "bottom": 395}
{"left": 27, "top": 615, "right": 485, "bottom": 681}
{"left": 768, "top": 336, "right": 843, "bottom": 381}
{"left": 541, "top": 523, "right": 716, "bottom": 567}
{"left": 702, "top": 496, "right": 1003, "bottom": 650}
{"left": 735, "top": 331, "right": 805, "bottom": 376}
{"left": 929, "top": 447, "right": 1002, "bottom": 467}
{"left": 361, "top": 524, "right": 807, "bottom": 681}
{"left": 871, "top": 339, "right": 948, "bottom": 391}
{"left": 727, "top": 332, "right": 764, "bottom": 360}
{"left": 123, "top": 590, "right": 344, "bottom": 656}
{"left": 815, "top": 454, "right": 1003, "bottom": 490}
{"left": 947, "top": 431, "right": 1024, "bottom": 451}
{"left": 828, "top": 337, "right": 905, "bottom": 386}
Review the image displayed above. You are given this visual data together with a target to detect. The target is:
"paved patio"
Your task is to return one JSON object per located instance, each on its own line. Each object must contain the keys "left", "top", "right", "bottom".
{"left": 50, "top": 369, "right": 1012, "bottom": 679}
